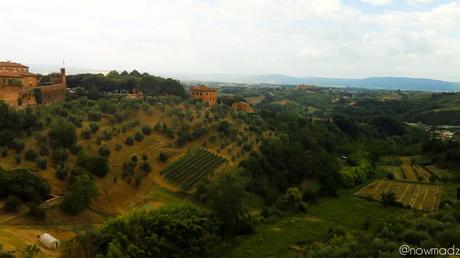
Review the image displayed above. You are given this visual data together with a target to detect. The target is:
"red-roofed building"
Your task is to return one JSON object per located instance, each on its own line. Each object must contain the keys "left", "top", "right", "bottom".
{"left": 0, "top": 61, "right": 38, "bottom": 87}
{"left": 190, "top": 85, "right": 218, "bottom": 106}
{"left": 0, "top": 61, "right": 66, "bottom": 108}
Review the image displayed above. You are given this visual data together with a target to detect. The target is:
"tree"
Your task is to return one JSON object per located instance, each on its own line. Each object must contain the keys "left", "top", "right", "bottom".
{"left": 33, "top": 88, "right": 43, "bottom": 104}
{"left": 3, "top": 196, "right": 22, "bottom": 212}
{"left": 61, "top": 175, "right": 97, "bottom": 215}
{"left": 48, "top": 120, "right": 77, "bottom": 149}
{"left": 204, "top": 173, "right": 254, "bottom": 236}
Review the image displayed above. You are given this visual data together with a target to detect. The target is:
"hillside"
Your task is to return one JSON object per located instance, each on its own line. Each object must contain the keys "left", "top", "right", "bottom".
{"left": 171, "top": 73, "right": 460, "bottom": 92}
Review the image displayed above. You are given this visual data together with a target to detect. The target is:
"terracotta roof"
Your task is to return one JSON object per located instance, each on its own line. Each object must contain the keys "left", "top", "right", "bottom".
{"left": 0, "top": 61, "right": 28, "bottom": 68}
{"left": 0, "top": 71, "right": 37, "bottom": 78}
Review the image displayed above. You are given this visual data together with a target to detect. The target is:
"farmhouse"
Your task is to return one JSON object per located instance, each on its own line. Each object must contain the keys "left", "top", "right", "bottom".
{"left": 190, "top": 85, "right": 217, "bottom": 106}
{"left": 0, "top": 61, "right": 66, "bottom": 108}
{"left": 0, "top": 61, "right": 38, "bottom": 87}
{"left": 232, "top": 102, "right": 254, "bottom": 113}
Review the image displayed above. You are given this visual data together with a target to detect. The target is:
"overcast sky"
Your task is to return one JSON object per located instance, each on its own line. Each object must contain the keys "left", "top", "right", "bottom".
{"left": 1, "top": 0, "right": 459, "bottom": 81}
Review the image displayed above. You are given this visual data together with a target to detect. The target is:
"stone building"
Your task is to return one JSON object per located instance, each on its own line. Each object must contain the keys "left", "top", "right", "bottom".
{"left": 232, "top": 102, "right": 254, "bottom": 113}
{"left": 190, "top": 85, "right": 218, "bottom": 106}
{"left": 0, "top": 61, "right": 66, "bottom": 108}
{"left": 0, "top": 61, "right": 38, "bottom": 87}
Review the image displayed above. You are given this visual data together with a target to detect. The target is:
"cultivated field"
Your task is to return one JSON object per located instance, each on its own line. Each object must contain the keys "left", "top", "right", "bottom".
{"left": 379, "top": 156, "right": 445, "bottom": 183}
{"left": 355, "top": 179, "right": 442, "bottom": 211}
{"left": 161, "top": 149, "right": 226, "bottom": 190}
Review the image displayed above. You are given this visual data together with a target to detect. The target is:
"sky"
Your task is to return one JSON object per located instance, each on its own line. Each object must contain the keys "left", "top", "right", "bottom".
{"left": 0, "top": 0, "right": 459, "bottom": 81}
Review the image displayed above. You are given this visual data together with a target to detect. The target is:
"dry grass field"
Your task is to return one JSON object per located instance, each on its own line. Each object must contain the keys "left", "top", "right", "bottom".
{"left": 355, "top": 179, "right": 442, "bottom": 211}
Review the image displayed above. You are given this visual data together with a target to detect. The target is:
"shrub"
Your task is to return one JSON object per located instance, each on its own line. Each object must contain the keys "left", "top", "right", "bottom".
{"left": 15, "top": 154, "right": 22, "bottom": 164}
{"left": 36, "top": 157, "right": 48, "bottom": 170}
{"left": 24, "top": 149, "right": 38, "bottom": 161}
{"left": 81, "top": 129, "right": 92, "bottom": 140}
{"left": 11, "top": 139, "right": 25, "bottom": 153}
{"left": 142, "top": 125, "right": 152, "bottom": 135}
{"left": 98, "top": 145, "right": 111, "bottom": 157}
{"left": 0, "top": 147, "right": 7, "bottom": 157}
{"left": 28, "top": 204, "right": 47, "bottom": 220}
{"left": 88, "top": 111, "right": 102, "bottom": 121}
{"left": 77, "top": 151, "right": 109, "bottom": 177}
{"left": 38, "top": 145, "right": 49, "bottom": 156}
{"left": 141, "top": 161, "right": 152, "bottom": 174}
{"left": 302, "top": 188, "right": 319, "bottom": 203}
{"left": 115, "top": 144, "right": 122, "bottom": 151}
{"left": 381, "top": 192, "right": 399, "bottom": 207}
{"left": 159, "top": 151, "right": 169, "bottom": 162}
{"left": 134, "top": 131, "right": 144, "bottom": 142}
{"left": 56, "top": 165, "right": 70, "bottom": 180}
{"left": 125, "top": 136, "right": 134, "bottom": 146}
{"left": 3, "top": 196, "right": 22, "bottom": 212}
{"left": 51, "top": 148, "right": 68, "bottom": 165}
{"left": 89, "top": 122, "right": 99, "bottom": 133}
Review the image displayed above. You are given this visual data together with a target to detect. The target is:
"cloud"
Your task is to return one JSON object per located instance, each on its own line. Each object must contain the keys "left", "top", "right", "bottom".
{"left": 0, "top": 0, "right": 458, "bottom": 81}
{"left": 407, "top": 0, "right": 433, "bottom": 5}
{"left": 361, "top": 0, "right": 393, "bottom": 5}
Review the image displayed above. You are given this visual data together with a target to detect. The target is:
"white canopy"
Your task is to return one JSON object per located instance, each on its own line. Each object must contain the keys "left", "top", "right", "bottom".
{"left": 39, "top": 233, "right": 61, "bottom": 249}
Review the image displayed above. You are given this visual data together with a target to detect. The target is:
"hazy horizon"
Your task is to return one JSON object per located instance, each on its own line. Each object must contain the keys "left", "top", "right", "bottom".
{"left": 1, "top": 0, "right": 459, "bottom": 81}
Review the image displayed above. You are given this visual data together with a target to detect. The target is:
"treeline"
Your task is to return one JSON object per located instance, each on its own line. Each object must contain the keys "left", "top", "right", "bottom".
{"left": 64, "top": 205, "right": 223, "bottom": 258}
{"left": 301, "top": 204, "right": 460, "bottom": 257}
{"left": 67, "top": 70, "right": 187, "bottom": 98}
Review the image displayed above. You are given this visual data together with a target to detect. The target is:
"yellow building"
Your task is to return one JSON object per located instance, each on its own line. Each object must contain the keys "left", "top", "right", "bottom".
{"left": 190, "top": 85, "right": 218, "bottom": 106}
{"left": 0, "top": 61, "right": 38, "bottom": 87}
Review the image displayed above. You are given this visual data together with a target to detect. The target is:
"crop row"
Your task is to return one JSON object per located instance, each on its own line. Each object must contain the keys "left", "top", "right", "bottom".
{"left": 161, "top": 149, "right": 226, "bottom": 189}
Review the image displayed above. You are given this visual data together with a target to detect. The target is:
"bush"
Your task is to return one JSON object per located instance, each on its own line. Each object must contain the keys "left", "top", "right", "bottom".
{"left": 98, "top": 145, "right": 111, "bottom": 157}
{"left": 36, "top": 157, "right": 48, "bottom": 170}
{"left": 142, "top": 125, "right": 152, "bottom": 135}
{"left": 3, "top": 196, "right": 22, "bottom": 212}
{"left": 48, "top": 120, "right": 77, "bottom": 149}
{"left": 134, "top": 131, "right": 144, "bottom": 142}
{"left": 51, "top": 148, "right": 68, "bottom": 165}
{"left": 28, "top": 204, "right": 46, "bottom": 220}
{"left": 11, "top": 139, "right": 25, "bottom": 153}
{"left": 24, "top": 149, "right": 38, "bottom": 161}
{"left": 0, "top": 147, "right": 7, "bottom": 157}
{"left": 56, "top": 165, "right": 70, "bottom": 180}
{"left": 15, "top": 154, "right": 22, "bottom": 164}
{"left": 89, "top": 122, "right": 99, "bottom": 133}
{"left": 302, "top": 188, "right": 319, "bottom": 203}
{"left": 141, "top": 161, "right": 152, "bottom": 174}
{"left": 159, "top": 151, "right": 169, "bottom": 162}
{"left": 115, "top": 144, "right": 122, "bottom": 151}
{"left": 125, "top": 136, "right": 134, "bottom": 146}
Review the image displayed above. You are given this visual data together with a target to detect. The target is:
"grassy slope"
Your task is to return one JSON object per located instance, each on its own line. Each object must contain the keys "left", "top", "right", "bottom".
{"left": 227, "top": 188, "right": 408, "bottom": 258}
{"left": 0, "top": 101, "right": 264, "bottom": 255}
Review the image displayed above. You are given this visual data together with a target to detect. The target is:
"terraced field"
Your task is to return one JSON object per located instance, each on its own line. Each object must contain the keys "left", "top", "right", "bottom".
{"left": 355, "top": 179, "right": 442, "bottom": 211}
{"left": 161, "top": 149, "right": 226, "bottom": 190}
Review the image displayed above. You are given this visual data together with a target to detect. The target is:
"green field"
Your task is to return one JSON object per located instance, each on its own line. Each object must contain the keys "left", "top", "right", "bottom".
{"left": 227, "top": 190, "right": 407, "bottom": 258}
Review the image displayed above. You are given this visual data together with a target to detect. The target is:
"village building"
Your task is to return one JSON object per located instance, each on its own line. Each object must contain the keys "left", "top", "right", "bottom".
{"left": 190, "top": 85, "right": 217, "bottom": 106}
{"left": 232, "top": 101, "right": 254, "bottom": 113}
{"left": 0, "top": 61, "right": 38, "bottom": 87}
{"left": 0, "top": 61, "right": 66, "bottom": 108}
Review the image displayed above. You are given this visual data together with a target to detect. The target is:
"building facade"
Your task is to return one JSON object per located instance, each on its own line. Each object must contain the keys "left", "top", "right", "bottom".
{"left": 0, "top": 61, "right": 38, "bottom": 87}
{"left": 190, "top": 85, "right": 218, "bottom": 106}
{"left": 232, "top": 102, "right": 254, "bottom": 113}
{"left": 0, "top": 61, "right": 66, "bottom": 108}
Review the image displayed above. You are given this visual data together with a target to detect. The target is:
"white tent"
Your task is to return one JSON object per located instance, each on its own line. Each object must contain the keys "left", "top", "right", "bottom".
{"left": 39, "top": 233, "right": 61, "bottom": 249}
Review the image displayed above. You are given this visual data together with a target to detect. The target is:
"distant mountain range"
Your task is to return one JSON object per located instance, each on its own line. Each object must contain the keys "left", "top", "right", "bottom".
{"left": 173, "top": 73, "right": 460, "bottom": 92}
{"left": 29, "top": 64, "right": 460, "bottom": 92}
